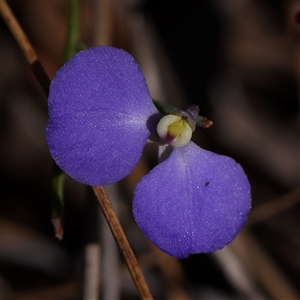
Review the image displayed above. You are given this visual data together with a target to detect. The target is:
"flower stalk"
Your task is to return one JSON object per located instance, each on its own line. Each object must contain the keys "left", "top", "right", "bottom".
{"left": 93, "top": 186, "right": 153, "bottom": 300}
{"left": 0, "top": 2, "right": 153, "bottom": 299}
{"left": 0, "top": 0, "right": 50, "bottom": 96}
{"left": 64, "top": 0, "right": 86, "bottom": 61}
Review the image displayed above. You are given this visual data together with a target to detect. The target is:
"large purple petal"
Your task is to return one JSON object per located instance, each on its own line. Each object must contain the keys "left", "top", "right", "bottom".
{"left": 133, "top": 142, "right": 251, "bottom": 258}
{"left": 46, "top": 46, "right": 159, "bottom": 186}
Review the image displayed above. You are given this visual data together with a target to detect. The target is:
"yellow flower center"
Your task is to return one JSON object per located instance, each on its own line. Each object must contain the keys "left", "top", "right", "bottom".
{"left": 156, "top": 114, "right": 192, "bottom": 147}
{"left": 168, "top": 120, "right": 185, "bottom": 138}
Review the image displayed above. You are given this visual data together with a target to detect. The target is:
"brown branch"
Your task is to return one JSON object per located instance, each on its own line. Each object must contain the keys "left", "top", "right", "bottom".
{"left": 230, "top": 230, "right": 300, "bottom": 300}
{"left": 92, "top": 186, "right": 153, "bottom": 300}
{"left": 0, "top": 0, "right": 50, "bottom": 96}
{"left": 0, "top": 1, "right": 153, "bottom": 299}
{"left": 247, "top": 188, "right": 300, "bottom": 226}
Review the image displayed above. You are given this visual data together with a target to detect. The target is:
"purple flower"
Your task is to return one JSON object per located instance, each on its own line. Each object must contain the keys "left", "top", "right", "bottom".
{"left": 46, "top": 46, "right": 251, "bottom": 258}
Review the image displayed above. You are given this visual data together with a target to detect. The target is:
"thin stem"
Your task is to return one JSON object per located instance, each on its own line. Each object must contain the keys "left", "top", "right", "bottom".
{"left": 51, "top": 169, "right": 65, "bottom": 240}
{"left": 83, "top": 244, "right": 101, "bottom": 299}
{"left": 64, "top": 0, "right": 82, "bottom": 61}
{"left": 0, "top": 0, "right": 50, "bottom": 96}
{"left": 93, "top": 186, "right": 153, "bottom": 300}
{"left": 1, "top": 1, "right": 153, "bottom": 298}
{"left": 247, "top": 188, "right": 300, "bottom": 226}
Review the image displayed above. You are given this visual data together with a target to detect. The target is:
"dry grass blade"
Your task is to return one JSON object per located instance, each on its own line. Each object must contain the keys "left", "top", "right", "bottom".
{"left": 0, "top": 1, "right": 153, "bottom": 298}
{"left": 0, "top": 0, "right": 50, "bottom": 96}
{"left": 92, "top": 186, "right": 153, "bottom": 300}
{"left": 83, "top": 244, "right": 101, "bottom": 300}
{"left": 248, "top": 188, "right": 300, "bottom": 226}
{"left": 230, "top": 230, "right": 300, "bottom": 299}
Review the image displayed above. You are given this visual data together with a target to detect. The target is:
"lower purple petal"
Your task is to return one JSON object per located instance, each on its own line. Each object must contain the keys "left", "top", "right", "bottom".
{"left": 132, "top": 142, "right": 251, "bottom": 258}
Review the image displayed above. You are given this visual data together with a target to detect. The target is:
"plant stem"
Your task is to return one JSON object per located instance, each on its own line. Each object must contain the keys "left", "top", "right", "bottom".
{"left": 0, "top": 0, "right": 50, "bottom": 96}
{"left": 64, "top": 0, "right": 82, "bottom": 61}
{"left": 0, "top": 1, "right": 153, "bottom": 298}
{"left": 92, "top": 186, "right": 153, "bottom": 300}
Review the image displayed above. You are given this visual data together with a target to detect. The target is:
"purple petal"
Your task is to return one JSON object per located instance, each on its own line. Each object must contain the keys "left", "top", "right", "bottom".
{"left": 133, "top": 141, "right": 251, "bottom": 258}
{"left": 46, "top": 46, "right": 159, "bottom": 186}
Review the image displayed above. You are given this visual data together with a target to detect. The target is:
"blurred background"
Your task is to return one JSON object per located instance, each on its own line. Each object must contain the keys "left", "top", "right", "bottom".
{"left": 0, "top": 0, "right": 299, "bottom": 299}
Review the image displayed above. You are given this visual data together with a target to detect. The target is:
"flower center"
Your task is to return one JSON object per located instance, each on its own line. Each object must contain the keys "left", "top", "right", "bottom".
{"left": 168, "top": 119, "right": 185, "bottom": 138}
{"left": 156, "top": 105, "right": 200, "bottom": 147}
{"left": 156, "top": 114, "right": 192, "bottom": 147}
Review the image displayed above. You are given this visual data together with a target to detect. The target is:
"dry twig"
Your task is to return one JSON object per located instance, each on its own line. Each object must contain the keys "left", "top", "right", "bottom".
{"left": 230, "top": 230, "right": 300, "bottom": 299}
{"left": 0, "top": 0, "right": 50, "bottom": 96}
{"left": 93, "top": 186, "right": 153, "bottom": 300}
{"left": 248, "top": 188, "right": 300, "bottom": 226}
{"left": 0, "top": 1, "right": 153, "bottom": 299}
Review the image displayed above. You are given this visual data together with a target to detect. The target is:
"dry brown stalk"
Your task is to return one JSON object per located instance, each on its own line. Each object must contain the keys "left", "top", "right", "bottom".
{"left": 0, "top": 1, "right": 153, "bottom": 298}
{"left": 93, "top": 186, "right": 153, "bottom": 300}
{"left": 247, "top": 188, "right": 300, "bottom": 226}
{"left": 0, "top": 0, "right": 50, "bottom": 96}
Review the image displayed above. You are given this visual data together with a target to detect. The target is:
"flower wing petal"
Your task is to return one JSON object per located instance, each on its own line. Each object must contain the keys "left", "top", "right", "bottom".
{"left": 46, "top": 46, "right": 159, "bottom": 186}
{"left": 133, "top": 141, "right": 251, "bottom": 258}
